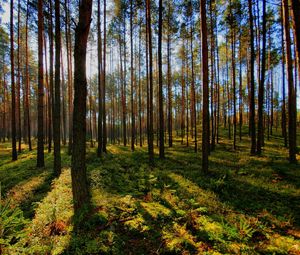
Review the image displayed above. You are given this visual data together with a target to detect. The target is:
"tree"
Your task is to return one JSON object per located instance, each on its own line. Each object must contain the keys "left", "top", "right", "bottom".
{"left": 71, "top": 0, "right": 93, "bottom": 212}
{"left": 130, "top": 0, "right": 136, "bottom": 151}
{"left": 248, "top": 0, "right": 256, "bottom": 155}
{"left": 256, "top": 0, "right": 267, "bottom": 155}
{"left": 201, "top": 0, "right": 209, "bottom": 172}
{"left": 282, "top": 0, "right": 297, "bottom": 163}
{"left": 37, "top": 0, "right": 45, "bottom": 168}
{"left": 291, "top": 0, "right": 300, "bottom": 77}
{"left": 158, "top": 0, "right": 164, "bottom": 159}
{"left": 97, "top": 0, "right": 103, "bottom": 156}
{"left": 53, "top": 0, "right": 61, "bottom": 176}
{"left": 146, "top": 0, "right": 154, "bottom": 164}
{"left": 25, "top": 0, "right": 32, "bottom": 151}
{"left": 10, "top": 0, "right": 17, "bottom": 161}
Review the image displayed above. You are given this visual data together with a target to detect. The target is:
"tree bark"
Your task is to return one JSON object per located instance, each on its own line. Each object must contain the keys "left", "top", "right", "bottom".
{"left": 71, "top": 0, "right": 93, "bottom": 213}
{"left": 158, "top": 0, "right": 164, "bottom": 158}
{"left": 201, "top": 0, "right": 209, "bottom": 172}
{"left": 248, "top": 0, "right": 256, "bottom": 155}
{"left": 146, "top": 0, "right": 154, "bottom": 164}
{"left": 257, "top": 0, "right": 266, "bottom": 155}
{"left": 37, "top": 0, "right": 45, "bottom": 167}
{"left": 282, "top": 0, "right": 297, "bottom": 163}
{"left": 53, "top": 0, "right": 61, "bottom": 176}
{"left": 10, "top": 0, "right": 17, "bottom": 160}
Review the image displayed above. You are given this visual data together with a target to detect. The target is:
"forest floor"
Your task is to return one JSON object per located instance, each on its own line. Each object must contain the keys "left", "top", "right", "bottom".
{"left": 1, "top": 129, "right": 300, "bottom": 254}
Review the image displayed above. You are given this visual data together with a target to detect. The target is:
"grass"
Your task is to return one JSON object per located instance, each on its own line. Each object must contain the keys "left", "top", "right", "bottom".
{"left": 1, "top": 128, "right": 300, "bottom": 254}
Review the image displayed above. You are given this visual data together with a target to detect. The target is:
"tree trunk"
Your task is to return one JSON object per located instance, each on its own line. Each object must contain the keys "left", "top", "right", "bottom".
{"left": 282, "top": 0, "right": 297, "bottom": 163}
{"left": 146, "top": 0, "right": 154, "bottom": 164}
{"left": 71, "top": 0, "right": 93, "bottom": 213}
{"left": 130, "top": 0, "right": 135, "bottom": 152}
{"left": 25, "top": 0, "right": 32, "bottom": 151}
{"left": 97, "top": 0, "right": 103, "bottom": 156}
{"left": 291, "top": 0, "right": 300, "bottom": 79}
{"left": 10, "top": 0, "right": 17, "bottom": 160}
{"left": 17, "top": 0, "right": 21, "bottom": 152}
{"left": 53, "top": 0, "right": 61, "bottom": 176}
{"left": 257, "top": 0, "right": 266, "bottom": 155}
{"left": 158, "top": 0, "right": 164, "bottom": 158}
{"left": 201, "top": 0, "right": 209, "bottom": 172}
{"left": 37, "top": 0, "right": 45, "bottom": 167}
{"left": 102, "top": 0, "right": 107, "bottom": 153}
{"left": 248, "top": 0, "right": 256, "bottom": 155}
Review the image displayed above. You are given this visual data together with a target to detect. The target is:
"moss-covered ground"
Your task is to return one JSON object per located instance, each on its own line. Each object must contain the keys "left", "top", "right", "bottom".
{"left": 0, "top": 129, "right": 300, "bottom": 254}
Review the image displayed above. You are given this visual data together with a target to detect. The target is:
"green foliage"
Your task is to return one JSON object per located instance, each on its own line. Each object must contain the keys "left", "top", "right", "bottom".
{"left": 0, "top": 200, "right": 28, "bottom": 253}
{"left": 0, "top": 129, "right": 300, "bottom": 254}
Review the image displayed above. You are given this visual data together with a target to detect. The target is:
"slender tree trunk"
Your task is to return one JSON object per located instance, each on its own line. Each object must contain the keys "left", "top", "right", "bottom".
{"left": 17, "top": 0, "right": 21, "bottom": 152}
{"left": 282, "top": 0, "right": 297, "bottom": 163}
{"left": 231, "top": 28, "right": 237, "bottom": 150}
{"left": 130, "top": 0, "right": 135, "bottom": 152}
{"left": 291, "top": 0, "right": 300, "bottom": 79}
{"left": 248, "top": 0, "right": 256, "bottom": 155}
{"left": 146, "top": 0, "right": 154, "bottom": 164}
{"left": 65, "top": 0, "right": 73, "bottom": 155}
{"left": 71, "top": 0, "right": 92, "bottom": 213}
{"left": 37, "top": 0, "right": 45, "bottom": 167}
{"left": 181, "top": 49, "right": 185, "bottom": 145}
{"left": 167, "top": 2, "right": 172, "bottom": 148}
{"left": 102, "top": 0, "right": 107, "bottom": 153}
{"left": 10, "top": 0, "right": 17, "bottom": 160}
{"left": 239, "top": 36, "right": 243, "bottom": 141}
{"left": 201, "top": 0, "right": 209, "bottom": 172}
{"left": 53, "top": 0, "right": 61, "bottom": 176}
{"left": 97, "top": 0, "right": 103, "bottom": 156}
{"left": 281, "top": 4, "right": 287, "bottom": 147}
{"left": 257, "top": 0, "right": 266, "bottom": 155}
{"left": 25, "top": 0, "right": 32, "bottom": 151}
{"left": 158, "top": 0, "right": 164, "bottom": 158}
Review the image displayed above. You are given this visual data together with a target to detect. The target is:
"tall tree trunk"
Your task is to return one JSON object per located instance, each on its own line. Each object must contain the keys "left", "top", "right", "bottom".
{"left": 146, "top": 0, "right": 154, "bottom": 164}
{"left": 281, "top": 4, "right": 287, "bottom": 147}
{"left": 257, "top": 0, "right": 266, "bottom": 155}
{"left": 181, "top": 48, "right": 185, "bottom": 145}
{"left": 231, "top": 28, "right": 237, "bottom": 150}
{"left": 167, "top": 2, "right": 172, "bottom": 148}
{"left": 190, "top": 25, "right": 197, "bottom": 152}
{"left": 53, "top": 0, "right": 61, "bottom": 176}
{"left": 158, "top": 0, "right": 164, "bottom": 158}
{"left": 17, "top": 0, "right": 21, "bottom": 152}
{"left": 97, "top": 0, "right": 103, "bottom": 156}
{"left": 102, "top": 0, "right": 107, "bottom": 153}
{"left": 201, "top": 0, "right": 209, "bottom": 172}
{"left": 25, "top": 0, "right": 32, "bottom": 151}
{"left": 248, "top": 0, "right": 256, "bottom": 155}
{"left": 37, "top": 0, "right": 45, "bottom": 167}
{"left": 282, "top": 0, "right": 297, "bottom": 163}
{"left": 291, "top": 0, "right": 300, "bottom": 79}
{"left": 239, "top": 36, "right": 243, "bottom": 141}
{"left": 71, "top": 0, "right": 92, "bottom": 213}
{"left": 130, "top": 0, "right": 135, "bottom": 152}
{"left": 65, "top": 0, "right": 73, "bottom": 155}
{"left": 10, "top": 0, "right": 17, "bottom": 160}
{"left": 48, "top": 0, "right": 54, "bottom": 153}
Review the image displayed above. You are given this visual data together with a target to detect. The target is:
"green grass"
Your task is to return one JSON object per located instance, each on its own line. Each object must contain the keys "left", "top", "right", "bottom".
{"left": 1, "top": 128, "right": 300, "bottom": 254}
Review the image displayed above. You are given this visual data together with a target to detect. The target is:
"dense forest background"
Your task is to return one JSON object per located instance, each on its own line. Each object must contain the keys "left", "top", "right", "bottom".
{"left": 0, "top": 0, "right": 299, "bottom": 254}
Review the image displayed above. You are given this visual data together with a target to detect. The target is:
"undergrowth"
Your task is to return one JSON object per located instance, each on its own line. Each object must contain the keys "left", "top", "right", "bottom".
{"left": 0, "top": 129, "right": 299, "bottom": 254}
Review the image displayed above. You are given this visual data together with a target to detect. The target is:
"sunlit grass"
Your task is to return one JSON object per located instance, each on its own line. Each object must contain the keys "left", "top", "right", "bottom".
{"left": 0, "top": 127, "right": 299, "bottom": 254}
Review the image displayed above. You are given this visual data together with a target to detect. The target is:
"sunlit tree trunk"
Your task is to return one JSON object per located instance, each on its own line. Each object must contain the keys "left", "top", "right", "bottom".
{"left": 282, "top": 0, "right": 297, "bottom": 163}
{"left": 201, "top": 0, "right": 209, "bottom": 172}
{"left": 71, "top": 0, "right": 93, "bottom": 213}
{"left": 37, "top": 0, "right": 45, "bottom": 167}
{"left": 10, "top": 0, "right": 17, "bottom": 160}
